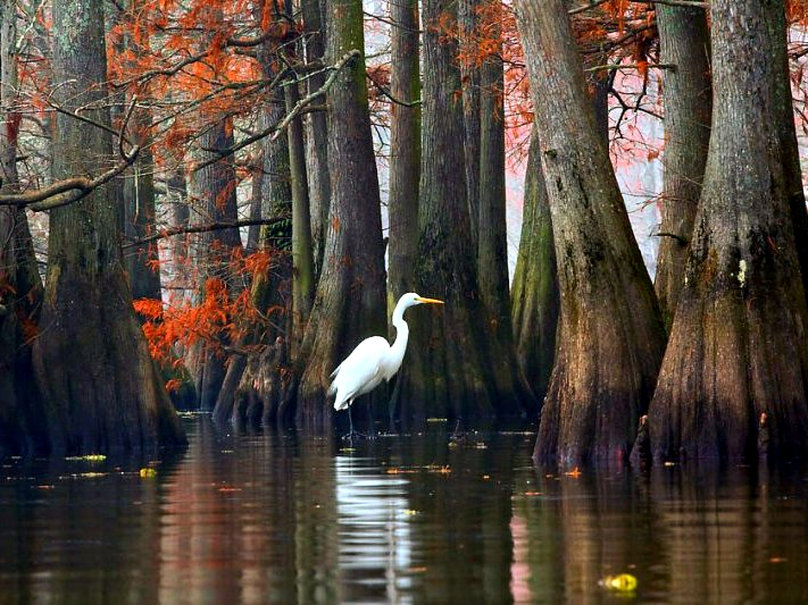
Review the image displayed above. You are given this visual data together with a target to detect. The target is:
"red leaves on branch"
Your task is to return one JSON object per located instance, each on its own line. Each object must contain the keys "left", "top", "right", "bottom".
{"left": 134, "top": 248, "right": 278, "bottom": 367}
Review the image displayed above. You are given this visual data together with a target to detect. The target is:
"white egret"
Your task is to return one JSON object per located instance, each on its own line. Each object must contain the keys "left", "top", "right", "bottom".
{"left": 329, "top": 292, "right": 444, "bottom": 436}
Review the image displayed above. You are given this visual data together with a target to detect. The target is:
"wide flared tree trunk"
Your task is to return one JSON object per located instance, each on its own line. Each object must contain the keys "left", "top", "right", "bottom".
{"left": 389, "top": 0, "right": 532, "bottom": 428}
{"left": 511, "top": 127, "right": 559, "bottom": 402}
{"left": 387, "top": 0, "right": 420, "bottom": 303}
{"left": 647, "top": 0, "right": 808, "bottom": 463}
{"left": 291, "top": 0, "right": 386, "bottom": 432}
{"left": 32, "top": 0, "right": 185, "bottom": 454}
{"left": 515, "top": 1, "right": 666, "bottom": 467}
{"left": 653, "top": 4, "right": 711, "bottom": 329}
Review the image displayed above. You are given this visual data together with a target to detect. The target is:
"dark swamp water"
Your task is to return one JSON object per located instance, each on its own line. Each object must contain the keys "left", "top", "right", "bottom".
{"left": 1, "top": 415, "right": 808, "bottom": 604}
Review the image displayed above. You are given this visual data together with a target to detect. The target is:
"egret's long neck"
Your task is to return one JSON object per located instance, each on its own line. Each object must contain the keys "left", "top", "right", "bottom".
{"left": 389, "top": 299, "right": 411, "bottom": 371}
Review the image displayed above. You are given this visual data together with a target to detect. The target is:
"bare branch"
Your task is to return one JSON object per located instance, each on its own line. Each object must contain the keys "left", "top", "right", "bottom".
{"left": 270, "top": 49, "right": 361, "bottom": 142}
{"left": 568, "top": 1, "right": 610, "bottom": 15}
{"left": 122, "top": 217, "right": 288, "bottom": 248}
{"left": 629, "top": 0, "right": 708, "bottom": 8}
{"left": 0, "top": 145, "right": 140, "bottom": 211}
{"left": 366, "top": 70, "right": 421, "bottom": 107}
{"left": 585, "top": 62, "right": 677, "bottom": 73}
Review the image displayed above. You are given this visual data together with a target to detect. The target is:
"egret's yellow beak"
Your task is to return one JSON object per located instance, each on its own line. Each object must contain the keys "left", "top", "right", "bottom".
{"left": 416, "top": 297, "right": 444, "bottom": 305}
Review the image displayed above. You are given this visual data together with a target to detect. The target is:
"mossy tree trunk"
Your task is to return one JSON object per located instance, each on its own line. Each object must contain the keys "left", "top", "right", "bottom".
{"left": 31, "top": 0, "right": 185, "bottom": 454}
{"left": 389, "top": 0, "right": 533, "bottom": 429}
{"left": 387, "top": 0, "right": 421, "bottom": 303}
{"left": 0, "top": 0, "right": 45, "bottom": 455}
{"left": 515, "top": 0, "right": 666, "bottom": 467}
{"left": 647, "top": 0, "right": 808, "bottom": 463}
{"left": 511, "top": 127, "right": 559, "bottom": 402}
{"left": 290, "top": 0, "right": 386, "bottom": 432}
{"left": 653, "top": 4, "right": 711, "bottom": 329}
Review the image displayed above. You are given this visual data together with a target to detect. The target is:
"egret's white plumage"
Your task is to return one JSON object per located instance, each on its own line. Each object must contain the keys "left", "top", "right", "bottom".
{"left": 329, "top": 292, "right": 444, "bottom": 429}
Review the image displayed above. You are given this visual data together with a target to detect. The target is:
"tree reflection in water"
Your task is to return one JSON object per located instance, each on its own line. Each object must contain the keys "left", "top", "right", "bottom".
{"left": 0, "top": 417, "right": 807, "bottom": 602}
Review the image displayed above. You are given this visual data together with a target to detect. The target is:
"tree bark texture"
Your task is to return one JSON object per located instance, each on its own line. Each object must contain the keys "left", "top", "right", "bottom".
{"left": 647, "top": 0, "right": 808, "bottom": 463}
{"left": 301, "top": 0, "right": 331, "bottom": 280}
{"left": 389, "top": 0, "right": 531, "bottom": 429}
{"left": 511, "top": 127, "right": 559, "bottom": 402}
{"left": 213, "top": 81, "right": 293, "bottom": 426}
{"left": 515, "top": 0, "right": 666, "bottom": 467}
{"left": 478, "top": 39, "right": 536, "bottom": 417}
{"left": 186, "top": 119, "right": 244, "bottom": 411}
{"left": 292, "top": 0, "right": 386, "bottom": 432}
{"left": 286, "top": 71, "right": 315, "bottom": 355}
{"left": 653, "top": 4, "right": 711, "bottom": 329}
{"left": 387, "top": 0, "right": 421, "bottom": 303}
{"left": 124, "top": 149, "right": 161, "bottom": 301}
{"left": 32, "top": 0, "right": 185, "bottom": 454}
{"left": 0, "top": 0, "right": 45, "bottom": 455}
{"left": 765, "top": 3, "right": 808, "bottom": 296}
{"left": 459, "top": 0, "right": 480, "bottom": 251}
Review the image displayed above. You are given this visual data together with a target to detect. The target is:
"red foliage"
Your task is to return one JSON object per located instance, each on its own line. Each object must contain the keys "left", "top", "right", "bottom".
{"left": 134, "top": 248, "right": 281, "bottom": 366}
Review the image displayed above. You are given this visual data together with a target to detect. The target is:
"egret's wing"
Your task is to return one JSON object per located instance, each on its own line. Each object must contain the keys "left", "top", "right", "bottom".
{"left": 331, "top": 336, "right": 389, "bottom": 409}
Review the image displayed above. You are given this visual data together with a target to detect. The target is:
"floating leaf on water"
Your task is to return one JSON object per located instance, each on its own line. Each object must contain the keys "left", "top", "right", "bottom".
{"left": 663, "top": 461, "right": 676, "bottom": 467}
{"left": 426, "top": 417, "right": 448, "bottom": 423}
{"left": 769, "top": 557, "right": 788, "bottom": 563}
{"left": 65, "top": 454, "right": 107, "bottom": 462}
{"left": 403, "top": 509, "right": 419, "bottom": 516}
{"left": 139, "top": 468, "right": 157, "bottom": 478}
{"left": 564, "top": 467, "right": 582, "bottom": 478}
{"left": 599, "top": 573, "right": 638, "bottom": 593}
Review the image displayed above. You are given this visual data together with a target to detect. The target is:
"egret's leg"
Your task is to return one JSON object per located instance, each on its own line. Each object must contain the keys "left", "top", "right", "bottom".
{"left": 348, "top": 405, "right": 354, "bottom": 435}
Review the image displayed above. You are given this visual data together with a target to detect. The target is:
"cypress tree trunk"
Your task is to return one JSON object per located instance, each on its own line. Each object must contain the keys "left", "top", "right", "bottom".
{"left": 478, "top": 32, "right": 536, "bottom": 416}
{"left": 32, "top": 0, "right": 185, "bottom": 454}
{"left": 116, "top": 0, "right": 160, "bottom": 303}
{"left": 213, "top": 29, "right": 294, "bottom": 427}
{"left": 647, "top": 0, "right": 808, "bottom": 463}
{"left": 766, "top": 3, "right": 808, "bottom": 295}
{"left": 291, "top": 0, "right": 386, "bottom": 432}
{"left": 124, "top": 145, "right": 161, "bottom": 301}
{"left": 459, "top": 0, "right": 481, "bottom": 250}
{"left": 389, "top": 0, "right": 532, "bottom": 428}
{"left": 511, "top": 127, "right": 559, "bottom": 402}
{"left": 186, "top": 119, "right": 244, "bottom": 411}
{"left": 0, "top": 0, "right": 45, "bottom": 454}
{"left": 515, "top": 0, "right": 666, "bottom": 467}
{"left": 387, "top": 0, "right": 421, "bottom": 302}
{"left": 653, "top": 4, "right": 711, "bottom": 329}
{"left": 301, "top": 0, "right": 330, "bottom": 280}
{"left": 284, "top": 24, "right": 315, "bottom": 354}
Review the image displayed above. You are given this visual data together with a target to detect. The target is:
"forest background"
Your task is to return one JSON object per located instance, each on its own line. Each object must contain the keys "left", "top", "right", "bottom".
{"left": 2, "top": 0, "right": 808, "bottom": 468}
